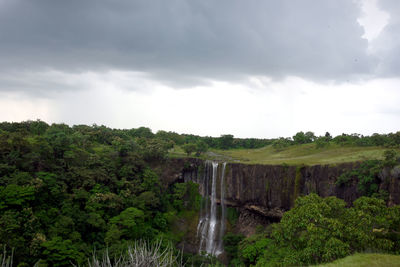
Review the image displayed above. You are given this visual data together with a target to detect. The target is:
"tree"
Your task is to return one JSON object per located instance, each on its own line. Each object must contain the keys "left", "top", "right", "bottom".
{"left": 305, "top": 131, "right": 316, "bottom": 142}
{"left": 182, "top": 143, "right": 197, "bottom": 156}
{"left": 224, "top": 233, "right": 244, "bottom": 261}
{"left": 139, "top": 138, "right": 169, "bottom": 161}
{"left": 195, "top": 141, "right": 208, "bottom": 156}
{"left": 370, "top": 133, "right": 386, "bottom": 146}
{"left": 325, "top": 132, "right": 332, "bottom": 140}
{"left": 218, "top": 134, "right": 234, "bottom": 149}
{"left": 316, "top": 134, "right": 331, "bottom": 148}
{"left": 45, "top": 125, "right": 72, "bottom": 159}
{"left": 0, "top": 184, "right": 35, "bottom": 210}
{"left": 109, "top": 207, "right": 145, "bottom": 240}
{"left": 293, "top": 131, "right": 314, "bottom": 144}
{"left": 41, "top": 237, "right": 84, "bottom": 266}
{"left": 383, "top": 149, "right": 398, "bottom": 168}
{"left": 238, "top": 194, "right": 399, "bottom": 266}
{"left": 132, "top": 127, "right": 154, "bottom": 139}
{"left": 272, "top": 137, "right": 292, "bottom": 151}
{"left": 271, "top": 194, "right": 350, "bottom": 265}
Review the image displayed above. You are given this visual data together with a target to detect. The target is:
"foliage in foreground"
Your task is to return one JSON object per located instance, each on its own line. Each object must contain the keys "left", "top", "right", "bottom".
{"left": 87, "top": 240, "right": 184, "bottom": 267}
{"left": 234, "top": 194, "right": 400, "bottom": 266}
{"left": 0, "top": 247, "right": 13, "bottom": 267}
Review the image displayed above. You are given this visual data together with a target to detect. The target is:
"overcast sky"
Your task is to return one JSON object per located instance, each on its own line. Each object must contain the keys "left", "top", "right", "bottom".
{"left": 0, "top": 0, "right": 399, "bottom": 138}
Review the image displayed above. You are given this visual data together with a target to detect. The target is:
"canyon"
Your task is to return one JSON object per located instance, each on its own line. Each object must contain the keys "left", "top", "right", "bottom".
{"left": 154, "top": 158, "right": 400, "bottom": 255}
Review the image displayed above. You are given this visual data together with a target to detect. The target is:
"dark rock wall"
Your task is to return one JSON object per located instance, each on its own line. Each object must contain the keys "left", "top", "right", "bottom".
{"left": 222, "top": 162, "right": 365, "bottom": 219}
{"left": 159, "top": 158, "right": 400, "bottom": 212}
{"left": 156, "top": 158, "right": 400, "bottom": 236}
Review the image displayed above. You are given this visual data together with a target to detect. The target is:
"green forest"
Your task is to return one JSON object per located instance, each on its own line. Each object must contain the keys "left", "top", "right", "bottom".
{"left": 0, "top": 120, "right": 400, "bottom": 266}
{"left": 0, "top": 120, "right": 202, "bottom": 266}
{"left": 225, "top": 194, "right": 400, "bottom": 266}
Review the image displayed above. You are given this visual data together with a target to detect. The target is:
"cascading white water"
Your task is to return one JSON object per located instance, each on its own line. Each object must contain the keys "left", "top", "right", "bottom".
{"left": 197, "top": 161, "right": 227, "bottom": 256}
{"left": 205, "top": 162, "right": 218, "bottom": 254}
{"left": 197, "top": 162, "right": 210, "bottom": 252}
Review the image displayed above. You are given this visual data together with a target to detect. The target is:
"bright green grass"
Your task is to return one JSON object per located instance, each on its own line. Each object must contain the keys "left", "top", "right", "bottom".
{"left": 168, "top": 146, "right": 233, "bottom": 162}
{"left": 213, "top": 143, "right": 393, "bottom": 165}
{"left": 168, "top": 146, "right": 188, "bottom": 158}
{"left": 169, "top": 143, "right": 398, "bottom": 166}
{"left": 169, "top": 143, "right": 399, "bottom": 166}
{"left": 316, "top": 253, "right": 400, "bottom": 267}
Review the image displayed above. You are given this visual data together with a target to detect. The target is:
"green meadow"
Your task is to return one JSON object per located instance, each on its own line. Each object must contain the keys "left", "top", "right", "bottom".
{"left": 171, "top": 143, "right": 396, "bottom": 165}
{"left": 315, "top": 253, "right": 400, "bottom": 267}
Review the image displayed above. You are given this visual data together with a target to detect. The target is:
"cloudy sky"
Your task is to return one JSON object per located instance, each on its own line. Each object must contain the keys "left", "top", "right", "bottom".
{"left": 0, "top": 0, "right": 399, "bottom": 138}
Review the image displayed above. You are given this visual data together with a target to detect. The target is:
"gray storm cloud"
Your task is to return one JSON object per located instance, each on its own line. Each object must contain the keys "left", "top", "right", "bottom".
{"left": 0, "top": 0, "right": 377, "bottom": 90}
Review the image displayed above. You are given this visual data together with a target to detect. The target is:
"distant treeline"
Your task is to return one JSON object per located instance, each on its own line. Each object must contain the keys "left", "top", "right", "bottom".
{"left": 0, "top": 121, "right": 399, "bottom": 153}
{"left": 0, "top": 120, "right": 274, "bottom": 152}
{"left": 272, "top": 131, "right": 400, "bottom": 150}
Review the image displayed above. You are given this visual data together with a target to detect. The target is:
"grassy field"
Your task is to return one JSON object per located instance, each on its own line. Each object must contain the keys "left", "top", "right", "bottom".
{"left": 169, "top": 143, "right": 397, "bottom": 166}
{"left": 168, "top": 145, "right": 189, "bottom": 158}
{"left": 315, "top": 253, "right": 400, "bottom": 267}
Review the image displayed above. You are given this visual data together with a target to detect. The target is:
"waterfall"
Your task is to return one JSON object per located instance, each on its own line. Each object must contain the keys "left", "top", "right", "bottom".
{"left": 197, "top": 161, "right": 227, "bottom": 256}
{"left": 205, "top": 162, "right": 218, "bottom": 254}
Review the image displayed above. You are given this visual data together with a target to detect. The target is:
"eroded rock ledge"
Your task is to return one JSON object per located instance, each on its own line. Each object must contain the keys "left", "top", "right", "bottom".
{"left": 155, "top": 158, "right": 400, "bottom": 235}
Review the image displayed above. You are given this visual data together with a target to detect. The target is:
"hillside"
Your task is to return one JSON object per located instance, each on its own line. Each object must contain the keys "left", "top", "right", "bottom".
{"left": 170, "top": 143, "right": 397, "bottom": 165}
{"left": 1, "top": 121, "right": 399, "bottom": 266}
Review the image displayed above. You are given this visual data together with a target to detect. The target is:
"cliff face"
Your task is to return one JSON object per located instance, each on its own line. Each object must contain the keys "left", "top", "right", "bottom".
{"left": 225, "top": 163, "right": 361, "bottom": 217}
{"left": 156, "top": 158, "right": 400, "bottom": 236}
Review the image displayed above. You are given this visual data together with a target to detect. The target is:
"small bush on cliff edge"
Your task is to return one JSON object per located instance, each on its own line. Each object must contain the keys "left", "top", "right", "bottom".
{"left": 335, "top": 150, "right": 399, "bottom": 198}
{"left": 237, "top": 194, "right": 400, "bottom": 266}
{"left": 335, "top": 160, "right": 383, "bottom": 197}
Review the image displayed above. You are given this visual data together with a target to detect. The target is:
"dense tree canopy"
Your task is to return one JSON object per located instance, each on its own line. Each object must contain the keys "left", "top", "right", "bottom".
{"left": 236, "top": 194, "right": 400, "bottom": 266}
{"left": 0, "top": 120, "right": 201, "bottom": 266}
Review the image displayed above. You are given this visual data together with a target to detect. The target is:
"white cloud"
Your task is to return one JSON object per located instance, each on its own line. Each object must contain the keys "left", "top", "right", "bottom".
{"left": 1, "top": 73, "right": 399, "bottom": 138}
{"left": 358, "top": 0, "right": 390, "bottom": 42}
{"left": 0, "top": 92, "right": 55, "bottom": 122}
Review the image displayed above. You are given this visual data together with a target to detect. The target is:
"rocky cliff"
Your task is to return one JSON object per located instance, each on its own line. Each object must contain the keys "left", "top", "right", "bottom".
{"left": 155, "top": 158, "right": 400, "bottom": 237}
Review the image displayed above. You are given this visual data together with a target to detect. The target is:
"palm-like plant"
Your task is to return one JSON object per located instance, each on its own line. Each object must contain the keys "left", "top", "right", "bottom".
{"left": 88, "top": 240, "right": 184, "bottom": 267}
{"left": 0, "top": 247, "right": 13, "bottom": 267}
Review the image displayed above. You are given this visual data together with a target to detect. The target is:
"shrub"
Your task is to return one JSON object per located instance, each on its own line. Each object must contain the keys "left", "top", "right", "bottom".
{"left": 238, "top": 194, "right": 400, "bottom": 266}
{"left": 223, "top": 233, "right": 244, "bottom": 260}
